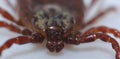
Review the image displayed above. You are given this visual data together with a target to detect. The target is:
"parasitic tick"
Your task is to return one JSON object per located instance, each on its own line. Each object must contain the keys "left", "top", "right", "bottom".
{"left": 0, "top": 0, "right": 120, "bottom": 59}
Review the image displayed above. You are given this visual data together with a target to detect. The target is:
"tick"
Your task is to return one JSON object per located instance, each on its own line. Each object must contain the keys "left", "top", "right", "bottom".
{"left": 0, "top": 0, "right": 120, "bottom": 59}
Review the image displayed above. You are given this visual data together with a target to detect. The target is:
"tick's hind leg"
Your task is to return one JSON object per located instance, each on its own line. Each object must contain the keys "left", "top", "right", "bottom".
{"left": 0, "top": 8, "right": 23, "bottom": 26}
{"left": 5, "top": 0, "right": 16, "bottom": 11}
{"left": 86, "top": 0, "right": 98, "bottom": 10}
{"left": 83, "top": 7, "right": 115, "bottom": 27}
{"left": 84, "top": 0, "right": 116, "bottom": 28}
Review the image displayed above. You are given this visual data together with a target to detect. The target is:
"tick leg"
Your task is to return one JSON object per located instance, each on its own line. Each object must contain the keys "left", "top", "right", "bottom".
{"left": 84, "top": 7, "right": 115, "bottom": 27}
{"left": 0, "top": 34, "right": 44, "bottom": 56}
{"left": 83, "top": 26, "right": 120, "bottom": 38}
{"left": 21, "top": 29, "right": 32, "bottom": 35}
{"left": 0, "top": 21, "right": 32, "bottom": 35}
{"left": 80, "top": 33, "right": 120, "bottom": 59}
{"left": 0, "top": 36, "right": 31, "bottom": 56}
{"left": 89, "top": 0, "right": 97, "bottom": 8}
{"left": 0, "top": 8, "right": 23, "bottom": 26}
{"left": 5, "top": 0, "right": 16, "bottom": 11}
{"left": 65, "top": 32, "right": 120, "bottom": 59}
{"left": 64, "top": 32, "right": 81, "bottom": 45}
{"left": 86, "top": 0, "right": 98, "bottom": 10}
{"left": 0, "top": 21, "right": 21, "bottom": 33}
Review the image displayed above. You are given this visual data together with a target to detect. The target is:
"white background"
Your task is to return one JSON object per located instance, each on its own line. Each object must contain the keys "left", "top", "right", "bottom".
{"left": 0, "top": 0, "right": 120, "bottom": 59}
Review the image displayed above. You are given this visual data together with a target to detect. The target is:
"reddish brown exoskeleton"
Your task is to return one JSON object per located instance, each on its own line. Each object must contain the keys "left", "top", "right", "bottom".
{"left": 0, "top": 0, "right": 120, "bottom": 59}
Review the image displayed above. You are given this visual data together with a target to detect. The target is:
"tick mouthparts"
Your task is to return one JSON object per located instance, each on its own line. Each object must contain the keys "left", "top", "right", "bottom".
{"left": 46, "top": 41, "right": 64, "bottom": 52}
{"left": 45, "top": 26, "right": 64, "bottom": 41}
{"left": 45, "top": 26, "right": 64, "bottom": 52}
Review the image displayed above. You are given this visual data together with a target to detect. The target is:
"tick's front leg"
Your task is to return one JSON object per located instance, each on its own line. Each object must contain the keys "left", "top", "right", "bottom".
{"left": 80, "top": 33, "right": 120, "bottom": 59}
{"left": 65, "top": 32, "right": 120, "bottom": 59}
{"left": 0, "top": 33, "right": 44, "bottom": 56}
{"left": 0, "top": 36, "right": 31, "bottom": 55}
{"left": 64, "top": 32, "right": 81, "bottom": 45}
{"left": 65, "top": 33, "right": 120, "bottom": 59}
{"left": 83, "top": 26, "right": 120, "bottom": 38}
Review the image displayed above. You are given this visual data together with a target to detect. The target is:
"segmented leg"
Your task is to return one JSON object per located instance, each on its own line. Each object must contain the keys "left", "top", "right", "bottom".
{"left": 65, "top": 33, "right": 120, "bottom": 59}
{"left": 83, "top": 26, "right": 120, "bottom": 38}
{"left": 80, "top": 33, "right": 120, "bottom": 59}
{"left": 0, "top": 21, "right": 21, "bottom": 33}
{"left": 84, "top": 7, "right": 115, "bottom": 27}
{"left": 0, "top": 36, "right": 31, "bottom": 55}
{"left": 86, "top": 0, "right": 98, "bottom": 10}
{"left": 21, "top": 29, "right": 32, "bottom": 35}
{"left": 0, "top": 8, "right": 23, "bottom": 26}
{"left": 5, "top": 0, "right": 16, "bottom": 11}
{"left": 0, "top": 21, "right": 32, "bottom": 35}
{"left": 0, "top": 33, "right": 44, "bottom": 56}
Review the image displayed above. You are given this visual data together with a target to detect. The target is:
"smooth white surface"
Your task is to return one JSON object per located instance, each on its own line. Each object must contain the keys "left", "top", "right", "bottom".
{"left": 0, "top": 0, "right": 120, "bottom": 59}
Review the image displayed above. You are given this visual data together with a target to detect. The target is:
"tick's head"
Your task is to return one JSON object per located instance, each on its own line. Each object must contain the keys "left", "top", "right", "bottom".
{"left": 32, "top": 5, "right": 74, "bottom": 52}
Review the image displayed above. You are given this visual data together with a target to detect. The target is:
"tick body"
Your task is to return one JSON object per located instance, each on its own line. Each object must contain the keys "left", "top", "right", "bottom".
{"left": 0, "top": 0, "right": 120, "bottom": 59}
